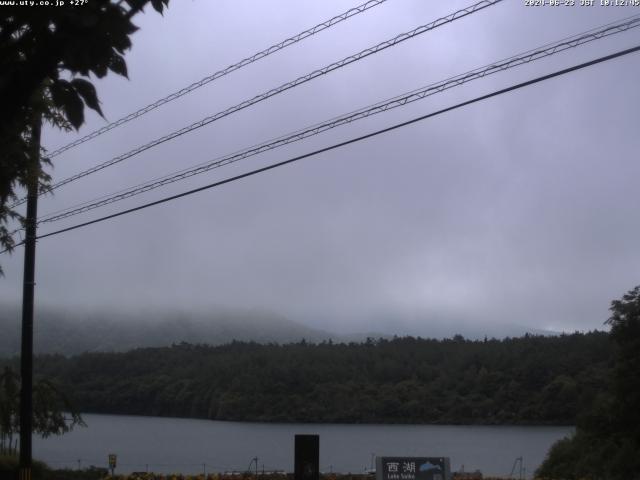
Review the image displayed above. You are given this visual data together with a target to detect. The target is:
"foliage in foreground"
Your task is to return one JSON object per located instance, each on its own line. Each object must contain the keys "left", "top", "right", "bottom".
{"left": 0, "top": 366, "right": 84, "bottom": 455}
{"left": 0, "top": 454, "right": 48, "bottom": 479}
{"left": 0, "top": 469, "right": 525, "bottom": 480}
{"left": 536, "top": 286, "right": 640, "bottom": 480}
{"left": 6, "top": 474, "right": 497, "bottom": 480}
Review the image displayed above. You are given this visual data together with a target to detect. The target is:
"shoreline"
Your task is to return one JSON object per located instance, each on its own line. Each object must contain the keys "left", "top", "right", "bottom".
{"left": 72, "top": 412, "right": 577, "bottom": 429}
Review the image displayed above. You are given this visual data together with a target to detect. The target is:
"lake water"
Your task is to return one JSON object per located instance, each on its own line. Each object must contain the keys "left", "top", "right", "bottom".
{"left": 33, "top": 414, "right": 573, "bottom": 477}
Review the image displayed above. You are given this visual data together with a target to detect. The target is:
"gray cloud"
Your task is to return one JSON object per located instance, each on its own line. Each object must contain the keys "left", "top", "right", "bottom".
{"left": 2, "top": 0, "right": 639, "bottom": 337}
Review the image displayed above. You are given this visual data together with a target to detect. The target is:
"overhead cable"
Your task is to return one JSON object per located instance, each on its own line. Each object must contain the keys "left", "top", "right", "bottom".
{"left": 12, "top": 0, "right": 503, "bottom": 208}
{"left": 36, "top": 15, "right": 640, "bottom": 225}
{"left": 22, "top": 44, "right": 640, "bottom": 245}
{"left": 43, "top": 0, "right": 391, "bottom": 160}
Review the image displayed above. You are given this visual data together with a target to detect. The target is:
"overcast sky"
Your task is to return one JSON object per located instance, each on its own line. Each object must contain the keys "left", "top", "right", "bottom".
{"left": 2, "top": 0, "right": 639, "bottom": 336}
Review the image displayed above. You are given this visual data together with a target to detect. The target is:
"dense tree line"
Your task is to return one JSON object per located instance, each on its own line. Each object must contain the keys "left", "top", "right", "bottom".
{"left": 536, "top": 286, "right": 640, "bottom": 479}
{"left": 3, "top": 332, "right": 611, "bottom": 426}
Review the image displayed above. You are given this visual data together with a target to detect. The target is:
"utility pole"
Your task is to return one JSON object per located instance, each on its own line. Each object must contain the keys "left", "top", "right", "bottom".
{"left": 19, "top": 114, "right": 41, "bottom": 480}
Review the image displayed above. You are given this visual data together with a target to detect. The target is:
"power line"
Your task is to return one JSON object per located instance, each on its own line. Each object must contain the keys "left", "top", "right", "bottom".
{"left": 25, "top": 45, "right": 640, "bottom": 245}
{"left": 35, "top": 14, "right": 640, "bottom": 225}
{"left": 37, "top": 13, "right": 640, "bottom": 222}
{"left": 43, "top": 0, "right": 391, "bottom": 160}
{"left": 11, "top": 0, "right": 502, "bottom": 208}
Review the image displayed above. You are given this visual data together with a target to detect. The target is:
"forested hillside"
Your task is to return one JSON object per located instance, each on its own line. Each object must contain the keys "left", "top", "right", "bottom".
{"left": 0, "top": 305, "right": 332, "bottom": 356}
{"left": 19, "top": 332, "right": 610, "bottom": 425}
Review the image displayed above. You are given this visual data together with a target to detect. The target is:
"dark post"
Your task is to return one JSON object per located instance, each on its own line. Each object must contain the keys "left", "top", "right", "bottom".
{"left": 294, "top": 434, "right": 319, "bottom": 480}
{"left": 19, "top": 115, "right": 41, "bottom": 480}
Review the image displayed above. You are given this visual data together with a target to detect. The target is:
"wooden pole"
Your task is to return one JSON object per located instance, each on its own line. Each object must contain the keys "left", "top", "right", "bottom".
{"left": 19, "top": 114, "right": 41, "bottom": 480}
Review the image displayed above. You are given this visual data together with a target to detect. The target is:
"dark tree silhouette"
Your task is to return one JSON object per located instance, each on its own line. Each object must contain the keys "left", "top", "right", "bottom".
{"left": 0, "top": 0, "right": 170, "bottom": 272}
{"left": 606, "top": 285, "right": 640, "bottom": 439}
{"left": 537, "top": 286, "right": 640, "bottom": 480}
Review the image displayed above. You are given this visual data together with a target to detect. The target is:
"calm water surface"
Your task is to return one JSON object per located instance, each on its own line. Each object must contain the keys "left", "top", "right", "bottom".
{"left": 33, "top": 414, "right": 573, "bottom": 477}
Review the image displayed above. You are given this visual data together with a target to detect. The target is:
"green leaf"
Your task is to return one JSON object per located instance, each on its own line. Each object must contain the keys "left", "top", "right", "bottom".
{"left": 49, "top": 79, "right": 84, "bottom": 129}
{"left": 126, "top": 0, "right": 147, "bottom": 10}
{"left": 71, "top": 78, "right": 103, "bottom": 117}
{"left": 109, "top": 53, "right": 128, "bottom": 78}
{"left": 48, "top": 79, "right": 68, "bottom": 109}
{"left": 63, "top": 93, "right": 84, "bottom": 130}
{"left": 92, "top": 59, "right": 109, "bottom": 78}
{"left": 151, "top": 0, "right": 165, "bottom": 14}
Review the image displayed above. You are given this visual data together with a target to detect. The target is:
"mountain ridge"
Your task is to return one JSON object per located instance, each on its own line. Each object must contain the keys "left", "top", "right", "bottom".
{"left": 0, "top": 303, "right": 563, "bottom": 357}
{"left": 0, "top": 304, "right": 333, "bottom": 357}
